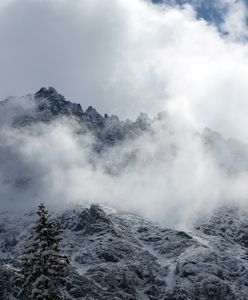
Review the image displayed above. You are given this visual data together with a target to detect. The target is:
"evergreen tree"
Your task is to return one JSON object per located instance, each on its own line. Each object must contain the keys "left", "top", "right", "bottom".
{"left": 19, "top": 203, "right": 69, "bottom": 300}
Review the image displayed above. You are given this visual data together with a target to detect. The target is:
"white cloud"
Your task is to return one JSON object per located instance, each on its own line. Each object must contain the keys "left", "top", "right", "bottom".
{"left": 1, "top": 0, "right": 248, "bottom": 227}
{"left": 221, "top": 0, "right": 248, "bottom": 40}
{"left": 1, "top": 111, "right": 248, "bottom": 229}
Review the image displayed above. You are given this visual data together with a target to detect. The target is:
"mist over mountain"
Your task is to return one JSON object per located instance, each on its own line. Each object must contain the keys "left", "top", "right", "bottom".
{"left": 1, "top": 88, "right": 248, "bottom": 299}
{"left": 1, "top": 0, "right": 248, "bottom": 298}
{"left": 0, "top": 87, "right": 248, "bottom": 224}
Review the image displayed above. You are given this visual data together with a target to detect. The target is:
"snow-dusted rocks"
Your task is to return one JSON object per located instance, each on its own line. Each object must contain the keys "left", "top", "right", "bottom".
{"left": 59, "top": 205, "right": 115, "bottom": 235}
{"left": 1, "top": 205, "right": 248, "bottom": 299}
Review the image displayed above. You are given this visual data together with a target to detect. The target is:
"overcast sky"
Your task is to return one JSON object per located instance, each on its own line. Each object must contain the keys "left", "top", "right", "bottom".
{"left": 1, "top": 0, "right": 248, "bottom": 140}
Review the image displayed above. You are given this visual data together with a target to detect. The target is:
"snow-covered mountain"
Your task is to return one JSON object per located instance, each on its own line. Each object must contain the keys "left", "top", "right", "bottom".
{"left": 2, "top": 205, "right": 248, "bottom": 299}
{"left": 1, "top": 88, "right": 248, "bottom": 299}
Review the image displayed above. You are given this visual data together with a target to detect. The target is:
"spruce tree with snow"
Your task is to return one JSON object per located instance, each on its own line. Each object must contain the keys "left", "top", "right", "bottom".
{"left": 19, "top": 203, "right": 69, "bottom": 300}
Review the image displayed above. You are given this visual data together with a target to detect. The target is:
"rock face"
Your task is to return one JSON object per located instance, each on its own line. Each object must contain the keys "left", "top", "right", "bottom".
{"left": 1, "top": 205, "right": 248, "bottom": 299}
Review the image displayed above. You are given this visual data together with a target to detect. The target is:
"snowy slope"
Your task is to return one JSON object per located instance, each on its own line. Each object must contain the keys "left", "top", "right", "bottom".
{"left": 1, "top": 205, "right": 248, "bottom": 299}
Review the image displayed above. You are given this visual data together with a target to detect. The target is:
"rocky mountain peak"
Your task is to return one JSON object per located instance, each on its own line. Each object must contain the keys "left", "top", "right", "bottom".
{"left": 34, "top": 87, "right": 84, "bottom": 118}
{"left": 35, "top": 86, "right": 66, "bottom": 102}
